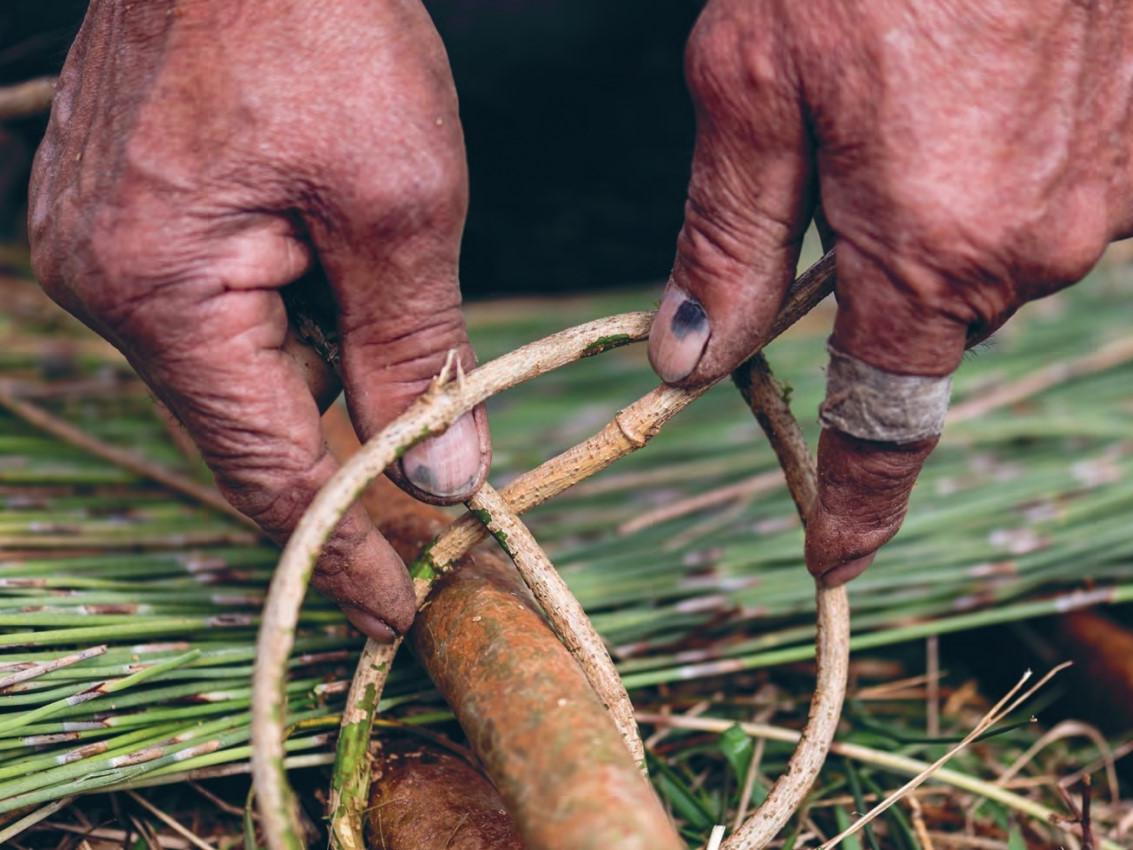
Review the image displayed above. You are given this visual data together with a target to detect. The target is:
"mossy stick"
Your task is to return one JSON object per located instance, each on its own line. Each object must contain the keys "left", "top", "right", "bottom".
{"left": 724, "top": 354, "right": 850, "bottom": 850}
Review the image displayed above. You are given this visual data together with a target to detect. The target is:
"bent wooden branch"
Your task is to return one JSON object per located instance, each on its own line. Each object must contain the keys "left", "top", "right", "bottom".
{"left": 255, "top": 312, "right": 655, "bottom": 850}
{"left": 252, "top": 254, "right": 837, "bottom": 850}
{"left": 328, "top": 253, "right": 837, "bottom": 849}
{"left": 314, "top": 444, "right": 678, "bottom": 850}
{"left": 725, "top": 355, "right": 850, "bottom": 849}
{"left": 468, "top": 483, "right": 644, "bottom": 769}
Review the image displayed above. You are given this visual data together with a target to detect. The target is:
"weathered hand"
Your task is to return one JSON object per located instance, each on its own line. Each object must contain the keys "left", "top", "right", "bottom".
{"left": 649, "top": 0, "right": 1132, "bottom": 582}
{"left": 28, "top": 0, "right": 490, "bottom": 640}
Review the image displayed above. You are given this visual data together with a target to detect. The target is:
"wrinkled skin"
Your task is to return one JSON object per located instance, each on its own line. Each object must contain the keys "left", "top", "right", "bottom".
{"left": 28, "top": 0, "right": 491, "bottom": 640}
{"left": 31, "top": 0, "right": 1133, "bottom": 635}
{"left": 648, "top": 0, "right": 1133, "bottom": 583}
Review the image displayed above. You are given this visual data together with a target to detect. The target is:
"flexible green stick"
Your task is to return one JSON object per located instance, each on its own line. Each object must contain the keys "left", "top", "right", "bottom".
{"left": 0, "top": 650, "right": 199, "bottom": 736}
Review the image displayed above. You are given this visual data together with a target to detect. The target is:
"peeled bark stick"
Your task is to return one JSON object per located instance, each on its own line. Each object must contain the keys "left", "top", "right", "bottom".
{"left": 0, "top": 77, "right": 55, "bottom": 121}
{"left": 467, "top": 483, "right": 644, "bottom": 770}
{"left": 255, "top": 254, "right": 837, "bottom": 850}
{"left": 725, "top": 355, "right": 850, "bottom": 850}
{"left": 367, "top": 739, "right": 525, "bottom": 850}
{"left": 410, "top": 547, "right": 683, "bottom": 850}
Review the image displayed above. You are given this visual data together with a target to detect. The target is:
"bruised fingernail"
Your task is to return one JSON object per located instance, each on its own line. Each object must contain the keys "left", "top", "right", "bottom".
{"left": 820, "top": 553, "right": 875, "bottom": 586}
{"left": 648, "top": 286, "right": 710, "bottom": 383}
{"left": 401, "top": 411, "right": 483, "bottom": 499}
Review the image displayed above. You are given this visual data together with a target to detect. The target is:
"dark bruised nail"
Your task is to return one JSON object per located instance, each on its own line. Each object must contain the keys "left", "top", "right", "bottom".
{"left": 671, "top": 298, "right": 707, "bottom": 339}
{"left": 648, "top": 286, "right": 710, "bottom": 383}
{"left": 401, "top": 412, "right": 483, "bottom": 499}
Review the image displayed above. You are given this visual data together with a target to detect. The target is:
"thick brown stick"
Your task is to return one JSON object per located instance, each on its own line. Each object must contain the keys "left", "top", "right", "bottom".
{"left": 0, "top": 77, "right": 55, "bottom": 121}
{"left": 411, "top": 545, "right": 683, "bottom": 850}
{"left": 324, "top": 419, "right": 669, "bottom": 850}
{"left": 367, "top": 740, "right": 525, "bottom": 850}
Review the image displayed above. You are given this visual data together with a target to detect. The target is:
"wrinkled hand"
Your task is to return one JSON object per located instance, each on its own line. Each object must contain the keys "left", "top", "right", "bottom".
{"left": 29, "top": 0, "right": 490, "bottom": 640}
{"left": 650, "top": 0, "right": 1132, "bottom": 582}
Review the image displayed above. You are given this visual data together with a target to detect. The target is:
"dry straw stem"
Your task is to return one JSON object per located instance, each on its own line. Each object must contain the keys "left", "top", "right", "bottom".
{"left": 0, "top": 644, "right": 107, "bottom": 691}
{"left": 0, "top": 385, "right": 257, "bottom": 531}
{"left": 997, "top": 720, "right": 1120, "bottom": 804}
{"left": 723, "top": 355, "right": 850, "bottom": 850}
{"left": 637, "top": 702, "right": 1122, "bottom": 850}
{"left": 619, "top": 468, "right": 784, "bottom": 536}
{"left": 254, "top": 253, "right": 836, "bottom": 850}
{"left": 815, "top": 663, "right": 1085, "bottom": 850}
{"left": 0, "top": 796, "right": 72, "bottom": 846}
{"left": 0, "top": 76, "right": 55, "bottom": 121}
{"left": 946, "top": 333, "right": 1133, "bottom": 423}
{"left": 126, "top": 790, "right": 218, "bottom": 850}
{"left": 468, "top": 482, "right": 644, "bottom": 769}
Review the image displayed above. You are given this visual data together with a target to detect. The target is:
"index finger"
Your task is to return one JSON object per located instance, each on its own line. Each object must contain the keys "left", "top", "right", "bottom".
{"left": 123, "top": 285, "right": 417, "bottom": 639}
{"left": 648, "top": 3, "right": 815, "bottom": 387}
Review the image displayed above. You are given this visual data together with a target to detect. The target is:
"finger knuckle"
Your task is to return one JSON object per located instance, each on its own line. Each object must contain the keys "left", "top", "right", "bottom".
{"left": 75, "top": 219, "right": 205, "bottom": 335}
{"left": 678, "top": 188, "right": 794, "bottom": 282}
{"left": 887, "top": 182, "right": 1108, "bottom": 325}
{"left": 338, "top": 149, "right": 467, "bottom": 234}
{"left": 685, "top": 1, "right": 781, "bottom": 109}
{"left": 345, "top": 306, "right": 470, "bottom": 397}
{"left": 404, "top": 149, "right": 466, "bottom": 212}
{"left": 1024, "top": 218, "right": 1108, "bottom": 288}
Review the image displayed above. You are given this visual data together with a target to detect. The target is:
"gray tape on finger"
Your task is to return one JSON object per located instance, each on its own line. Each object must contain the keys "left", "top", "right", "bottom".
{"left": 819, "top": 345, "right": 952, "bottom": 444}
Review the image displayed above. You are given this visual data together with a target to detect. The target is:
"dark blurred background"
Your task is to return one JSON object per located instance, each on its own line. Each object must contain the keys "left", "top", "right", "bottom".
{"left": 0, "top": 1, "right": 702, "bottom": 297}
